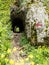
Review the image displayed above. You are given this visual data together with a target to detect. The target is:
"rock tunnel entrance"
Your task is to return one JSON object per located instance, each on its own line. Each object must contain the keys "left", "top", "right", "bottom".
{"left": 11, "top": 17, "right": 25, "bottom": 33}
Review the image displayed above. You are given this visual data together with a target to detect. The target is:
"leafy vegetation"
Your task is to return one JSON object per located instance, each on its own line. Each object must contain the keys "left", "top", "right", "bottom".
{"left": 0, "top": 0, "right": 12, "bottom": 65}
{"left": 20, "top": 1, "right": 49, "bottom": 65}
{"left": 20, "top": 34, "right": 49, "bottom": 65}
{"left": 0, "top": 0, "right": 49, "bottom": 65}
{"left": 43, "top": 0, "right": 49, "bottom": 15}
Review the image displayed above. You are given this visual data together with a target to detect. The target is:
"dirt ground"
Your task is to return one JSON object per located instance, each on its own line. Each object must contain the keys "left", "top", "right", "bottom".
{"left": 10, "top": 33, "right": 23, "bottom": 60}
{"left": 9, "top": 33, "right": 30, "bottom": 65}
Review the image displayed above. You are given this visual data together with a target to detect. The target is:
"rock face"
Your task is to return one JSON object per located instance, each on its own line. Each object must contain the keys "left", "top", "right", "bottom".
{"left": 25, "top": 2, "right": 49, "bottom": 45}
{"left": 10, "top": 0, "right": 49, "bottom": 45}
{"left": 10, "top": 1, "right": 26, "bottom": 32}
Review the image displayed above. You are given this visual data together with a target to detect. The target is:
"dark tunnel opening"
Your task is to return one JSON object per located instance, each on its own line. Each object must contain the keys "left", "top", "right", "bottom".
{"left": 11, "top": 17, "right": 25, "bottom": 33}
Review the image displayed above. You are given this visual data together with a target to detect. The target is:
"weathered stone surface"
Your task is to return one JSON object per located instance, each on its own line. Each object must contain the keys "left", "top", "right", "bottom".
{"left": 10, "top": 0, "right": 49, "bottom": 45}
{"left": 25, "top": 2, "right": 49, "bottom": 44}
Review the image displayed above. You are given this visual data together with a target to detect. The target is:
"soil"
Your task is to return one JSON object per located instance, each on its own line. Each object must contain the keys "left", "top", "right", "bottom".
{"left": 10, "top": 33, "right": 23, "bottom": 59}
{"left": 9, "top": 32, "right": 31, "bottom": 65}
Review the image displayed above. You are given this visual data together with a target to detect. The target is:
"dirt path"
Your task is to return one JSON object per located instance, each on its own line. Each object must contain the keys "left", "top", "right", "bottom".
{"left": 10, "top": 33, "right": 23, "bottom": 60}
{"left": 9, "top": 33, "right": 30, "bottom": 65}
{"left": 11, "top": 33, "right": 22, "bottom": 47}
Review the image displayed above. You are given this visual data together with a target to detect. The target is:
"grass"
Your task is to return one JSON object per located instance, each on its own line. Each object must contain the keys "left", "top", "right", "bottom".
{"left": 0, "top": 0, "right": 12, "bottom": 65}
{"left": 20, "top": 33, "right": 49, "bottom": 65}
{"left": 0, "top": 0, "right": 49, "bottom": 65}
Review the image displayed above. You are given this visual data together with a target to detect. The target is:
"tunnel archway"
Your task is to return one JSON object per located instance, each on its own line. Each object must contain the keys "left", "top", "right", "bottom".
{"left": 11, "top": 17, "right": 25, "bottom": 33}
